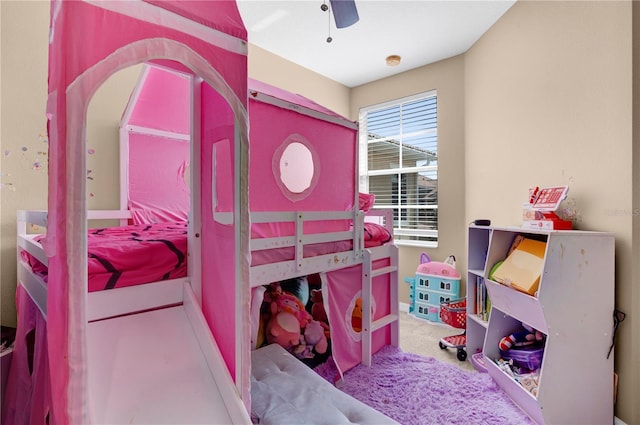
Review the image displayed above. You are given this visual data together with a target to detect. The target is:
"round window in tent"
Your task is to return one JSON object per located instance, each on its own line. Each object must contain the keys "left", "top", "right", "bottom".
{"left": 346, "top": 291, "right": 376, "bottom": 342}
{"left": 273, "top": 134, "right": 319, "bottom": 201}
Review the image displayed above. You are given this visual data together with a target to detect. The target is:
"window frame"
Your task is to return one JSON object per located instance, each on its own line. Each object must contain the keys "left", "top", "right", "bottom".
{"left": 358, "top": 90, "right": 438, "bottom": 248}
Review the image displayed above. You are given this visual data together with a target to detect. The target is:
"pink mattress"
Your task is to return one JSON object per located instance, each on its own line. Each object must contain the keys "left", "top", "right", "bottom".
{"left": 21, "top": 221, "right": 392, "bottom": 291}
{"left": 21, "top": 221, "right": 188, "bottom": 292}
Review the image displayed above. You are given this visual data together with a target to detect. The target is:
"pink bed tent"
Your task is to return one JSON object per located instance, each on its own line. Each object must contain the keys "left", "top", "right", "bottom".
{"left": 4, "top": 1, "right": 251, "bottom": 423}
{"left": 246, "top": 81, "right": 394, "bottom": 377}
{"left": 119, "top": 69, "right": 395, "bottom": 379}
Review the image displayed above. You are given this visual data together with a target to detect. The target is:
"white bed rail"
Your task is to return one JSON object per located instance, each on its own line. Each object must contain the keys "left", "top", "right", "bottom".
{"left": 249, "top": 210, "right": 364, "bottom": 287}
{"left": 16, "top": 209, "right": 189, "bottom": 321}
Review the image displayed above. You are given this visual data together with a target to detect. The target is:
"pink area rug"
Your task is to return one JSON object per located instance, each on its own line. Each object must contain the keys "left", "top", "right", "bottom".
{"left": 314, "top": 346, "right": 534, "bottom": 425}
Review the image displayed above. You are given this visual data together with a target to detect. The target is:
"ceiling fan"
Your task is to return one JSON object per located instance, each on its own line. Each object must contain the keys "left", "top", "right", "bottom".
{"left": 321, "top": 0, "right": 359, "bottom": 42}
{"left": 328, "top": 0, "right": 359, "bottom": 28}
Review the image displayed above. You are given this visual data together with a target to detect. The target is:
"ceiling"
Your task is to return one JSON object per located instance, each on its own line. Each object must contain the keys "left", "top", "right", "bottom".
{"left": 237, "top": 0, "right": 516, "bottom": 88}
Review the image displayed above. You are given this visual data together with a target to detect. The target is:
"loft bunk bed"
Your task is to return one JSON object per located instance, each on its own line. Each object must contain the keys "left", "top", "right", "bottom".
{"left": 5, "top": 3, "right": 400, "bottom": 423}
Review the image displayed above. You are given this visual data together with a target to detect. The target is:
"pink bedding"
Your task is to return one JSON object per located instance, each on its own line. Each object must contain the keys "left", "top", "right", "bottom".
{"left": 21, "top": 222, "right": 188, "bottom": 292}
{"left": 22, "top": 221, "right": 391, "bottom": 289}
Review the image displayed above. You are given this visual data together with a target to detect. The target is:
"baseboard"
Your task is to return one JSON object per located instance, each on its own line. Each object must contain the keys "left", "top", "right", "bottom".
{"left": 399, "top": 302, "right": 410, "bottom": 313}
{"left": 614, "top": 416, "right": 626, "bottom": 425}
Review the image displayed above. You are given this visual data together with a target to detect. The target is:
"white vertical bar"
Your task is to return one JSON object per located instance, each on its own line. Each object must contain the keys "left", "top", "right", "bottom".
{"left": 190, "top": 76, "right": 203, "bottom": 305}
{"left": 119, "top": 66, "right": 149, "bottom": 224}
{"left": 362, "top": 249, "right": 373, "bottom": 366}
{"left": 389, "top": 245, "right": 400, "bottom": 348}
{"left": 296, "top": 213, "right": 304, "bottom": 271}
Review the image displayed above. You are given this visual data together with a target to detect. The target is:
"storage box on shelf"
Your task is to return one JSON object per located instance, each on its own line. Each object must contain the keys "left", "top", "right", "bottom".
{"left": 467, "top": 225, "right": 615, "bottom": 425}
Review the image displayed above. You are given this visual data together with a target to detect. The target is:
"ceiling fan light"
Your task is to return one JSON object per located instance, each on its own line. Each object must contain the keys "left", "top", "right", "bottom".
{"left": 386, "top": 55, "right": 401, "bottom": 66}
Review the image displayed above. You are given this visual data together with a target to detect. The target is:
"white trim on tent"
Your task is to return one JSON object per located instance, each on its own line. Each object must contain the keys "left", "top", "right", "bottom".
{"left": 250, "top": 90, "right": 358, "bottom": 131}
{"left": 84, "top": 0, "right": 248, "bottom": 55}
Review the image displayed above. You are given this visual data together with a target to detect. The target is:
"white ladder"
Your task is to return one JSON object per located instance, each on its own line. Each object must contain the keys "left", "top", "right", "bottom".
{"left": 361, "top": 244, "right": 399, "bottom": 366}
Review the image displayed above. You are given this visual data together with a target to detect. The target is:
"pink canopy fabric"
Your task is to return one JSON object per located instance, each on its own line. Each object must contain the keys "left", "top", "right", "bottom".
{"left": 42, "top": 1, "right": 250, "bottom": 422}
{"left": 2, "top": 286, "right": 52, "bottom": 425}
{"left": 325, "top": 262, "right": 392, "bottom": 377}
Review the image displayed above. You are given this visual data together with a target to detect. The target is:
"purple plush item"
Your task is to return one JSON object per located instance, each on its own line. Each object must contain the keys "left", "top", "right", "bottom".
{"left": 314, "top": 346, "right": 534, "bottom": 425}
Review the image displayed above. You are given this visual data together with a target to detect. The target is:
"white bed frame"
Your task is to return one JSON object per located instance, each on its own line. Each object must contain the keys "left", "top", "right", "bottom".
{"left": 249, "top": 207, "right": 399, "bottom": 366}
{"left": 16, "top": 209, "right": 251, "bottom": 424}
{"left": 18, "top": 205, "right": 399, "bottom": 372}
{"left": 14, "top": 69, "right": 399, "bottom": 423}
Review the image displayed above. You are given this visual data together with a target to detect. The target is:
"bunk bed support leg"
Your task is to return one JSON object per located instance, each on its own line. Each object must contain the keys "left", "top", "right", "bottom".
{"left": 389, "top": 245, "right": 399, "bottom": 348}
{"left": 362, "top": 249, "right": 373, "bottom": 366}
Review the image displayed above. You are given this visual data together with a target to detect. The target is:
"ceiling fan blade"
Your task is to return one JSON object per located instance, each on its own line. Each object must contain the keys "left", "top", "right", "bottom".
{"left": 329, "top": 0, "right": 359, "bottom": 28}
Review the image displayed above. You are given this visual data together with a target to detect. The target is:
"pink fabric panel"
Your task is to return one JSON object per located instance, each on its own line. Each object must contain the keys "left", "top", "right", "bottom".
{"left": 199, "top": 83, "right": 239, "bottom": 377}
{"left": 46, "top": 0, "right": 249, "bottom": 421}
{"left": 248, "top": 100, "right": 356, "bottom": 213}
{"left": 249, "top": 79, "right": 347, "bottom": 121}
{"left": 128, "top": 133, "right": 190, "bottom": 223}
{"left": 248, "top": 98, "right": 357, "bottom": 242}
{"left": 144, "top": 0, "right": 247, "bottom": 40}
{"left": 128, "top": 66, "right": 190, "bottom": 134}
{"left": 212, "top": 137, "right": 234, "bottom": 214}
{"left": 2, "top": 285, "right": 54, "bottom": 425}
{"left": 325, "top": 261, "right": 392, "bottom": 376}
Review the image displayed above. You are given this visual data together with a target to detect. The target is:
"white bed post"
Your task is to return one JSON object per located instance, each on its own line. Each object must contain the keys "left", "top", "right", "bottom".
{"left": 190, "top": 76, "right": 203, "bottom": 305}
{"left": 362, "top": 250, "right": 373, "bottom": 366}
{"left": 119, "top": 65, "right": 149, "bottom": 225}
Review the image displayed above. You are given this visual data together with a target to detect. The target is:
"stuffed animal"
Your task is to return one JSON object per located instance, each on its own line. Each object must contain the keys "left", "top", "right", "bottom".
{"left": 265, "top": 311, "right": 303, "bottom": 350}
{"left": 270, "top": 291, "right": 312, "bottom": 328}
{"left": 310, "top": 289, "right": 328, "bottom": 323}
{"left": 293, "top": 320, "right": 328, "bottom": 359}
{"left": 303, "top": 320, "right": 328, "bottom": 354}
{"left": 499, "top": 323, "right": 544, "bottom": 351}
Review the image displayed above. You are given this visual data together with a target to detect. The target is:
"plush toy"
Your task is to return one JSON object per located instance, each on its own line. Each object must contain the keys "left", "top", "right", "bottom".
{"left": 265, "top": 311, "right": 303, "bottom": 350}
{"left": 270, "top": 291, "right": 312, "bottom": 328}
{"left": 310, "top": 289, "right": 328, "bottom": 323}
{"left": 304, "top": 320, "right": 328, "bottom": 354}
{"left": 499, "top": 323, "right": 544, "bottom": 351}
{"left": 293, "top": 320, "right": 328, "bottom": 359}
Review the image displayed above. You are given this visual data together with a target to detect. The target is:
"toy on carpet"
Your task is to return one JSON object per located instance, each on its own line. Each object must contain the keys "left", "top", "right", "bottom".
{"left": 499, "top": 323, "right": 544, "bottom": 351}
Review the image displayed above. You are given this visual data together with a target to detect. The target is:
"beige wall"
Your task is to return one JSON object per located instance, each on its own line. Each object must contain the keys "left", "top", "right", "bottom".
{"left": 248, "top": 44, "right": 350, "bottom": 117}
{"left": 1, "top": 1, "right": 50, "bottom": 327}
{"left": 1, "top": 1, "right": 638, "bottom": 423}
{"left": 0, "top": 1, "right": 145, "bottom": 326}
{"left": 465, "top": 1, "right": 637, "bottom": 423}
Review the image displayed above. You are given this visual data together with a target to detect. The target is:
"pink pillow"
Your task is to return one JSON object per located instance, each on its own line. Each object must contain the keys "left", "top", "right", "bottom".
{"left": 359, "top": 192, "right": 375, "bottom": 212}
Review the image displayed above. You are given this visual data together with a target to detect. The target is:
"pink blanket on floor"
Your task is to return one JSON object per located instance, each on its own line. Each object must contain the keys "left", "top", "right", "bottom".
{"left": 22, "top": 222, "right": 188, "bottom": 292}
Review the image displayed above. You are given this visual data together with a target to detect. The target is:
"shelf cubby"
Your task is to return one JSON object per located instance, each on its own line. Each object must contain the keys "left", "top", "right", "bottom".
{"left": 466, "top": 225, "right": 615, "bottom": 425}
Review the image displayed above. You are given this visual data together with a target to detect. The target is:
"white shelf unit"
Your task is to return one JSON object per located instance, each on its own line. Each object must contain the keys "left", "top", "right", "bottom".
{"left": 467, "top": 225, "right": 615, "bottom": 425}
{"left": 466, "top": 225, "right": 492, "bottom": 358}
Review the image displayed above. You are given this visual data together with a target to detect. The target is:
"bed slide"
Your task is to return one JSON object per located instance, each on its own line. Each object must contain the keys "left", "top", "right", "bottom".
{"left": 86, "top": 283, "right": 250, "bottom": 424}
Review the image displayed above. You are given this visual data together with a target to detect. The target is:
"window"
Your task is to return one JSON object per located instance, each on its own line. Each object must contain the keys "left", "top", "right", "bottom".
{"left": 359, "top": 91, "right": 438, "bottom": 247}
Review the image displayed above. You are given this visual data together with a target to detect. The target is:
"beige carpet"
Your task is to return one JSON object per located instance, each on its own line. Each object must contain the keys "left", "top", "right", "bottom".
{"left": 398, "top": 309, "right": 476, "bottom": 372}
